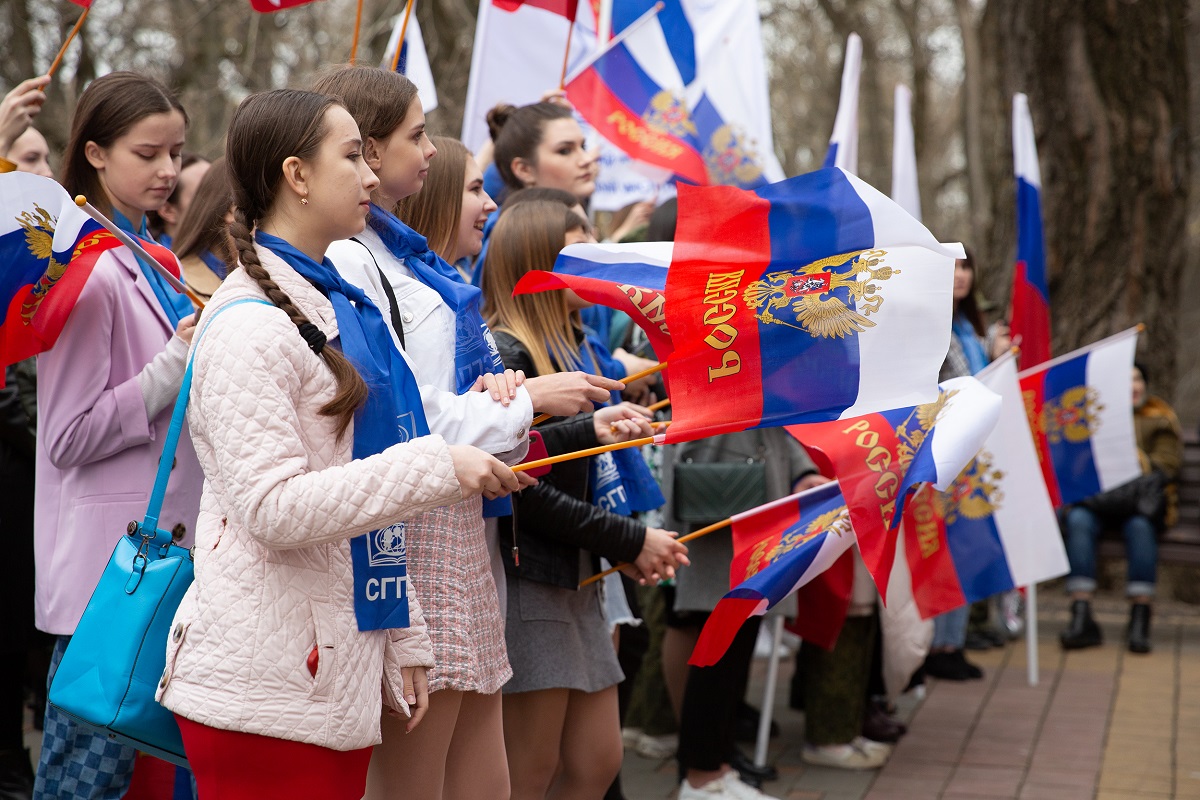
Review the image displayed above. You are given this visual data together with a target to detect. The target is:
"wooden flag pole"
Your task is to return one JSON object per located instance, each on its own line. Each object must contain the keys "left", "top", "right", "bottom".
{"left": 531, "top": 361, "right": 667, "bottom": 426}
{"left": 558, "top": 18, "right": 575, "bottom": 90}
{"left": 390, "top": 0, "right": 416, "bottom": 72}
{"left": 48, "top": 6, "right": 89, "bottom": 78}
{"left": 513, "top": 434, "right": 654, "bottom": 474}
{"left": 74, "top": 196, "right": 207, "bottom": 310}
{"left": 349, "top": 0, "right": 365, "bottom": 64}
{"left": 579, "top": 516, "right": 733, "bottom": 587}
{"left": 647, "top": 398, "right": 670, "bottom": 413}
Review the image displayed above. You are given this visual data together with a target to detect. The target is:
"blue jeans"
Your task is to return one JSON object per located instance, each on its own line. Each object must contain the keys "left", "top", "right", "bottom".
{"left": 1063, "top": 505, "right": 1157, "bottom": 597}
{"left": 931, "top": 605, "right": 970, "bottom": 649}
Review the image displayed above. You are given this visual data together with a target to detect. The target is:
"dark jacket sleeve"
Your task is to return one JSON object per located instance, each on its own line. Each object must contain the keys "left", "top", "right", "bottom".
{"left": 515, "top": 481, "right": 646, "bottom": 564}
{"left": 537, "top": 413, "right": 600, "bottom": 456}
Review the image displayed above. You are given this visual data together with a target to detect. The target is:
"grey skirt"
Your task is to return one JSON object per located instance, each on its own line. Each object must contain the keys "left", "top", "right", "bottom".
{"left": 502, "top": 558, "right": 625, "bottom": 695}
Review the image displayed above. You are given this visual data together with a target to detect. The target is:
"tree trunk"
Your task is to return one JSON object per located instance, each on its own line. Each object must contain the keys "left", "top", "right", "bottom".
{"left": 979, "top": 0, "right": 1189, "bottom": 400}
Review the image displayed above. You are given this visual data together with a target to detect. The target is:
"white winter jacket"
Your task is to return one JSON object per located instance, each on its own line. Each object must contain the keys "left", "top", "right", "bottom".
{"left": 158, "top": 246, "right": 462, "bottom": 751}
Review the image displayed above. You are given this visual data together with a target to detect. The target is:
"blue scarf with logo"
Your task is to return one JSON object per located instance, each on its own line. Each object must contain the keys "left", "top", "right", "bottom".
{"left": 256, "top": 230, "right": 428, "bottom": 631}
{"left": 575, "top": 337, "right": 664, "bottom": 515}
{"left": 113, "top": 209, "right": 193, "bottom": 327}
{"left": 366, "top": 206, "right": 514, "bottom": 518}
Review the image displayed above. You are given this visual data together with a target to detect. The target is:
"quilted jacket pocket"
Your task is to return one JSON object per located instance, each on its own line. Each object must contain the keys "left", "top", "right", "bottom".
{"left": 307, "top": 599, "right": 337, "bottom": 699}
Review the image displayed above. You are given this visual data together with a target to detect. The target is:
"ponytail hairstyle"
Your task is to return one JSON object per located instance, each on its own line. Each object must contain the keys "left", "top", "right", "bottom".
{"left": 481, "top": 200, "right": 587, "bottom": 376}
{"left": 62, "top": 72, "right": 188, "bottom": 217}
{"left": 487, "top": 101, "right": 574, "bottom": 192}
{"left": 224, "top": 89, "right": 367, "bottom": 438}
{"left": 394, "top": 135, "right": 469, "bottom": 260}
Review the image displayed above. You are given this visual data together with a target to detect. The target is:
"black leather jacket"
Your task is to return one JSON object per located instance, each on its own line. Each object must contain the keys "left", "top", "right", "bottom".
{"left": 494, "top": 331, "right": 646, "bottom": 590}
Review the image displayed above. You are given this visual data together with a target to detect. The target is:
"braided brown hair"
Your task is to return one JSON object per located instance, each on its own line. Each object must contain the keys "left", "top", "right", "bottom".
{"left": 225, "top": 89, "right": 367, "bottom": 439}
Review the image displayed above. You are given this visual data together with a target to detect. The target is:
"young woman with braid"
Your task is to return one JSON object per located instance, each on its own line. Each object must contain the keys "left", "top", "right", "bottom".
{"left": 312, "top": 66, "right": 628, "bottom": 800}
{"left": 155, "top": 88, "right": 529, "bottom": 799}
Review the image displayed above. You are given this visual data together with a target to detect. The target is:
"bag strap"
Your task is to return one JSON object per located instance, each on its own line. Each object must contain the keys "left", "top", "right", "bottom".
{"left": 139, "top": 298, "right": 273, "bottom": 546}
{"left": 350, "top": 237, "right": 405, "bottom": 349}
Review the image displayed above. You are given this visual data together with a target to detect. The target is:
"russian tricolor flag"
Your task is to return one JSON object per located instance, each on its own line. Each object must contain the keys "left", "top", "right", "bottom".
{"left": 690, "top": 481, "right": 856, "bottom": 667}
{"left": 0, "top": 173, "right": 116, "bottom": 375}
{"left": 383, "top": 8, "right": 438, "bottom": 113}
{"left": 891, "top": 83, "right": 921, "bottom": 220}
{"left": 788, "top": 375, "right": 1002, "bottom": 599}
{"left": 1018, "top": 328, "right": 1141, "bottom": 507}
{"left": 1011, "top": 93, "right": 1051, "bottom": 368}
{"left": 903, "top": 354, "right": 1070, "bottom": 618}
{"left": 565, "top": 6, "right": 710, "bottom": 186}
{"left": 821, "top": 33, "right": 861, "bottom": 174}
{"left": 661, "top": 167, "right": 960, "bottom": 445}
{"left": 513, "top": 241, "right": 673, "bottom": 357}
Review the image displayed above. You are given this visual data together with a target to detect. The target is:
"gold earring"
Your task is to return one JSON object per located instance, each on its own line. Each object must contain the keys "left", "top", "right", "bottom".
{"left": 300, "top": 196, "right": 309, "bottom": 206}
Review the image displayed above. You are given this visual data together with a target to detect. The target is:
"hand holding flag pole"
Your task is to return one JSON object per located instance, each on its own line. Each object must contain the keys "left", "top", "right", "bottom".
{"left": 580, "top": 516, "right": 735, "bottom": 587}
{"left": 74, "top": 195, "right": 207, "bottom": 309}
{"left": 48, "top": 3, "right": 90, "bottom": 78}
{"left": 390, "top": 0, "right": 416, "bottom": 72}
{"left": 531, "top": 361, "right": 667, "bottom": 425}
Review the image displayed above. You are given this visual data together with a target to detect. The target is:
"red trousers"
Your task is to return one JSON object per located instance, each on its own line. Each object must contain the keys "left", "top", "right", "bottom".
{"left": 175, "top": 715, "right": 372, "bottom": 799}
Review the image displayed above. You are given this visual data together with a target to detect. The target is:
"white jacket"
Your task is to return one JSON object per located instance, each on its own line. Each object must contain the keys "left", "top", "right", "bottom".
{"left": 158, "top": 247, "right": 463, "bottom": 751}
{"left": 327, "top": 229, "right": 531, "bottom": 457}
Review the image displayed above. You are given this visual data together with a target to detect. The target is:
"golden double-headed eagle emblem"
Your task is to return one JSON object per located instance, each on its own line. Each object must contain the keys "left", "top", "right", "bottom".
{"left": 742, "top": 249, "right": 899, "bottom": 339}
{"left": 937, "top": 451, "right": 1004, "bottom": 524}
{"left": 1040, "top": 386, "right": 1103, "bottom": 445}
{"left": 704, "top": 125, "right": 764, "bottom": 186}
{"left": 745, "top": 505, "right": 852, "bottom": 580}
{"left": 642, "top": 90, "right": 697, "bottom": 140}
{"left": 19, "top": 205, "right": 66, "bottom": 323}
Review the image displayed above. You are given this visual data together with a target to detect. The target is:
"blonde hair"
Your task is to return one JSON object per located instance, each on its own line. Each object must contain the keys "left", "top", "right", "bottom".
{"left": 481, "top": 200, "right": 586, "bottom": 376}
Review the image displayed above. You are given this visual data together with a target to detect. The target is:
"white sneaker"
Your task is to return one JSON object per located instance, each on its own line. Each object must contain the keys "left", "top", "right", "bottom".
{"left": 801, "top": 738, "right": 891, "bottom": 770}
{"left": 678, "top": 772, "right": 781, "bottom": 800}
{"left": 621, "top": 727, "right": 642, "bottom": 749}
{"left": 634, "top": 732, "right": 678, "bottom": 759}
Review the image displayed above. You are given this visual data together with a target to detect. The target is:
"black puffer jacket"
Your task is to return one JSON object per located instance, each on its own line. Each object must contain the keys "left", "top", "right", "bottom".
{"left": 494, "top": 331, "right": 646, "bottom": 589}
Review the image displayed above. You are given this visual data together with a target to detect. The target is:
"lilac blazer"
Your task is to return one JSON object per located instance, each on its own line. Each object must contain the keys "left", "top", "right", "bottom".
{"left": 34, "top": 247, "right": 202, "bottom": 635}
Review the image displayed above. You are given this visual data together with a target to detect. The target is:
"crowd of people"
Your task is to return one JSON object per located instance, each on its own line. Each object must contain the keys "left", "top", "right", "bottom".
{"left": 0, "top": 63, "right": 1183, "bottom": 800}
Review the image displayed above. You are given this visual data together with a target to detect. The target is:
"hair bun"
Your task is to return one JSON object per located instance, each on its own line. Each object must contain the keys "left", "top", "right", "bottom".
{"left": 486, "top": 103, "right": 517, "bottom": 142}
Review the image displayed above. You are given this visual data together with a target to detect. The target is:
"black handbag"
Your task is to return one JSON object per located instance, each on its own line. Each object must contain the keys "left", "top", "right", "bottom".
{"left": 1082, "top": 471, "right": 1167, "bottom": 525}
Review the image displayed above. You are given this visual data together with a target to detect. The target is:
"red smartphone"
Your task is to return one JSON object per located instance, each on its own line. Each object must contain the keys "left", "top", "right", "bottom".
{"left": 520, "top": 430, "right": 553, "bottom": 478}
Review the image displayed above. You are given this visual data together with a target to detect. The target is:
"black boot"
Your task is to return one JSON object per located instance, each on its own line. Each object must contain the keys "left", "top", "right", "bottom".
{"left": 1128, "top": 603, "right": 1152, "bottom": 654}
{"left": 1060, "top": 599, "right": 1102, "bottom": 649}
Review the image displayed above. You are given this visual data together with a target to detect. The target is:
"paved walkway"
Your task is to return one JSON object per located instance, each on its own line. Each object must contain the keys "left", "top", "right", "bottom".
{"left": 620, "top": 591, "right": 1200, "bottom": 799}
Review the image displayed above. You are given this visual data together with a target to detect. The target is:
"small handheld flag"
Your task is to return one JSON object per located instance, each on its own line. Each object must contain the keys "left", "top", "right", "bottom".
{"left": 382, "top": 3, "right": 439, "bottom": 112}
{"left": 1011, "top": 93, "right": 1051, "bottom": 368}
{"left": 902, "top": 353, "right": 1069, "bottom": 619}
{"left": 891, "top": 84, "right": 921, "bottom": 220}
{"left": 1017, "top": 328, "right": 1141, "bottom": 507}
{"left": 661, "top": 167, "right": 961, "bottom": 445}
{"left": 249, "top": 0, "right": 323, "bottom": 11}
{"left": 690, "top": 480, "right": 856, "bottom": 667}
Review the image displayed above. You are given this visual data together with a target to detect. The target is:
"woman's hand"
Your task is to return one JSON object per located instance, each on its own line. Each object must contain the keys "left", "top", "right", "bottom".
{"left": 523, "top": 371, "right": 624, "bottom": 416}
{"left": 594, "top": 402, "right": 653, "bottom": 444}
{"left": 612, "top": 349, "right": 659, "bottom": 404}
{"left": 449, "top": 445, "right": 536, "bottom": 499}
{"left": 175, "top": 313, "right": 198, "bottom": 345}
{"left": 628, "top": 527, "right": 689, "bottom": 585}
{"left": 989, "top": 322, "right": 1013, "bottom": 361}
{"left": 469, "top": 369, "right": 525, "bottom": 406}
{"left": 607, "top": 201, "right": 654, "bottom": 243}
{"left": 390, "top": 666, "right": 430, "bottom": 733}
{"left": 793, "top": 473, "right": 832, "bottom": 494}
{"left": 0, "top": 76, "right": 49, "bottom": 158}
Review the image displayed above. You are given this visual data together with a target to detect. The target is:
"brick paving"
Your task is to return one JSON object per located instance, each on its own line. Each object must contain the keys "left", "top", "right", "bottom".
{"left": 620, "top": 590, "right": 1200, "bottom": 799}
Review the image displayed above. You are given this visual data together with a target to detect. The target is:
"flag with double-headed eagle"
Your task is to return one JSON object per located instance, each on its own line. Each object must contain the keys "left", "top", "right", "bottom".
{"left": 660, "top": 167, "right": 961, "bottom": 446}
{"left": 902, "top": 353, "right": 1070, "bottom": 618}
{"left": 689, "top": 480, "right": 856, "bottom": 667}
{"left": 0, "top": 174, "right": 114, "bottom": 376}
{"left": 1011, "top": 94, "right": 1051, "bottom": 368}
{"left": 1018, "top": 327, "right": 1141, "bottom": 507}
{"left": 787, "top": 375, "right": 1001, "bottom": 599}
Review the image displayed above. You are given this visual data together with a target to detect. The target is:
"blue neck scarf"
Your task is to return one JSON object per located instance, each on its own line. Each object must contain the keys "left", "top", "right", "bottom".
{"left": 199, "top": 249, "right": 227, "bottom": 279}
{"left": 952, "top": 313, "right": 989, "bottom": 375}
{"left": 574, "top": 337, "right": 664, "bottom": 515}
{"left": 256, "top": 230, "right": 429, "bottom": 631}
{"left": 113, "top": 209, "right": 193, "bottom": 327}
{"left": 366, "top": 206, "right": 513, "bottom": 517}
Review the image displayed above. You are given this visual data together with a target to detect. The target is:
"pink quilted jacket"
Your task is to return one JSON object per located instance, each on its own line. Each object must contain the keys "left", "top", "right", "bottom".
{"left": 158, "top": 247, "right": 462, "bottom": 751}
